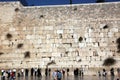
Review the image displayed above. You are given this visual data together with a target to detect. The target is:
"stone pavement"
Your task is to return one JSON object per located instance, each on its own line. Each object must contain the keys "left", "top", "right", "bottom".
{"left": 1, "top": 75, "right": 119, "bottom": 80}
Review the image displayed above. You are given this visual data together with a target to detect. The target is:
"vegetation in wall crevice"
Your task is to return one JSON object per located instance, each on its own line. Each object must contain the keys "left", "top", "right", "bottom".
{"left": 78, "top": 37, "right": 83, "bottom": 42}
{"left": 17, "top": 43, "right": 23, "bottom": 49}
{"left": 24, "top": 51, "right": 30, "bottom": 58}
{"left": 103, "top": 25, "right": 109, "bottom": 29}
{"left": 0, "top": 52, "right": 4, "bottom": 55}
{"left": 15, "top": 8, "right": 20, "bottom": 12}
{"left": 6, "top": 33, "right": 12, "bottom": 39}
{"left": 103, "top": 57, "right": 116, "bottom": 66}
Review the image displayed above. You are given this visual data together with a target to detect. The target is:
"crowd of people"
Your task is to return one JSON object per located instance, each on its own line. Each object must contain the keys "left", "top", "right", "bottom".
{"left": 0, "top": 68, "right": 68, "bottom": 80}
{"left": 1, "top": 67, "right": 120, "bottom": 80}
{"left": 0, "top": 68, "right": 42, "bottom": 80}
{"left": 98, "top": 68, "right": 120, "bottom": 80}
{"left": 52, "top": 70, "right": 62, "bottom": 80}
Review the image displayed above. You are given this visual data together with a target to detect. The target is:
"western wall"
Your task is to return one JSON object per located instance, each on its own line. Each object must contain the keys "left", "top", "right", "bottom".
{"left": 0, "top": 1, "right": 120, "bottom": 75}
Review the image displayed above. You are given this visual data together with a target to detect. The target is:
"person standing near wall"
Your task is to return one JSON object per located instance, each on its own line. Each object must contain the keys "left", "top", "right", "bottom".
{"left": 48, "top": 68, "right": 51, "bottom": 76}
{"left": 62, "top": 69, "right": 65, "bottom": 77}
{"left": 21, "top": 68, "right": 24, "bottom": 77}
{"left": 52, "top": 70, "right": 57, "bottom": 80}
{"left": 110, "top": 68, "right": 115, "bottom": 80}
{"left": 102, "top": 68, "right": 107, "bottom": 80}
{"left": 102, "top": 69, "right": 107, "bottom": 77}
{"left": 34, "top": 68, "right": 37, "bottom": 76}
{"left": 13, "top": 68, "right": 16, "bottom": 77}
{"left": 67, "top": 68, "right": 69, "bottom": 76}
{"left": 1, "top": 69, "right": 4, "bottom": 77}
{"left": 45, "top": 68, "right": 48, "bottom": 76}
{"left": 57, "top": 70, "right": 62, "bottom": 80}
{"left": 2, "top": 71, "right": 6, "bottom": 80}
{"left": 25, "top": 68, "right": 29, "bottom": 76}
{"left": 31, "top": 68, "right": 34, "bottom": 76}
{"left": 117, "top": 68, "right": 120, "bottom": 79}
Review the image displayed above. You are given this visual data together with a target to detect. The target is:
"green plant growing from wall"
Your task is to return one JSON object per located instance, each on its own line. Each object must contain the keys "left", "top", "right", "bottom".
{"left": 47, "top": 60, "right": 56, "bottom": 66}
{"left": 6, "top": 33, "right": 12, "bottom": 39}
{"left": 15, "top": 8, "right": 19, "bottom": 12}
{"left": 116, "top": 38, "right": 120, "bottom": 44}
{"left": 78, "top": 37, "right": 83, "bottom": 42}
{"left": 39, "top": 15, "right": 44, "bottom": 19}
{"left": 24, "top": 51, "right": 30, "bottom": 58}
{"left": 103, "top": 25, "right": 109, "bottom": 29}
{"left": 117, "top": 45, "right": 120, "bottom": 52}
{"left": 0, "top": 52, "right": 4, "bottom": 55}
{"left": 17, "top": 43, "right": 23, "bottom": 49}
{"left": 103, "top": 57, "right": 116, "bottom": 66}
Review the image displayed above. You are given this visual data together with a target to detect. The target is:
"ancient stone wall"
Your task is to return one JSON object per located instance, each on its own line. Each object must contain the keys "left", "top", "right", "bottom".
{"left": 0, "top": 1, "right": 120, "bottom": 75}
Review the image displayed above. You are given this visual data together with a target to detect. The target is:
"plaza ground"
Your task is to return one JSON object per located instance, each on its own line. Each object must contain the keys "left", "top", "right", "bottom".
{"left": 0, "top": 75, "right": 119, "bottom": 80}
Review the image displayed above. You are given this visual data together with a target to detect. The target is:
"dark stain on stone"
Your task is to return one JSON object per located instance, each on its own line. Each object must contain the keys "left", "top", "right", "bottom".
{"left": 6, "top": 33, "right": 12, "bottom": 39}
{"left": 21, "top": 61, "right": 22, "bottom": 64}
{"left": 71, "top": 35, "right": 74, "bottom": 38}
{"left": 63, "top": 43, "right": 72, "bottom": 47}
{"left": 12, "top": 42, "right": 14, "bottom": 46}
{"left": 17, "top": 43, "right": 23, "bottom": 48}
{"left": 24, "top": 51, "right": 30, "bottom": 58}
{"left": 49, "top": 57, "right": 51, "bottom": 59}
{"left": 8, "top": 44, "right": 10, "bottom": 47}
{"left": 47, "top": 60, "right": 56, "bottom": 66}
{"left": 42, "top": 57, "right": 46, "bottom": 58}
{"left": 74, "top": 7, "right": 77, "bottom": 11}
{"left": 98, "top": 42, "right": 100, "bottom": 46}
{"left": 93, "top": 51, "right": 98, "bottom": 56}
{"left": 116, "top": 37, "right": 120, "bottom": 53}
{"left": 91, "top": 27, "right": 94, "bottom": 29}
{"left": 100, "top": 56, "right": 102, "bottom": 61}
{"left": 15, "top": 39, "right": 17, "bottom": 41}
{"left": 59, "top": 34, "right": 62, "bottom": 39}
{"left": 112, "top": 41, "right": 114, "bottom": 43}
{"left": 65, "top": 51, "right": 69, "bottom": 54}
{"left": 0, "top": 61, "right": 7, "bottom": 63}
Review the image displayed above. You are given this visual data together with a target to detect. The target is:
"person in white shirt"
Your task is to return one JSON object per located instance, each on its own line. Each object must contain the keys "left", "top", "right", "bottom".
{"left": 52, "top": 70, "right": 57, "bottom": 80}
{"left": 13, "top": 68, "right": 16, "bottom": 76}
{"left": 1, "top": 69, "right": 4, "bottom": 76}
{"left": 3, "top": 71, "right": 6, "bottom": 80}
{"left": 21, "top": 68, "right": 24, "bottom": 77}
